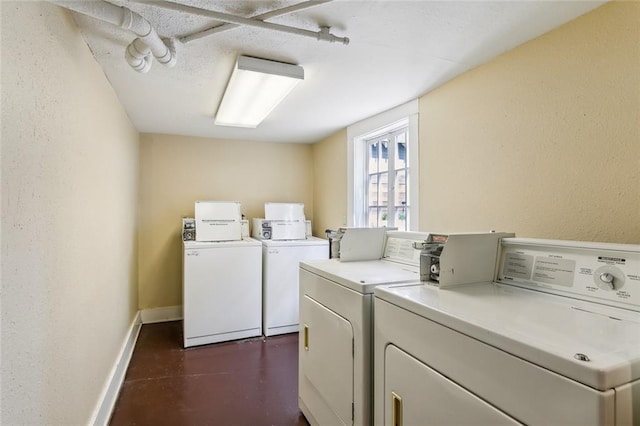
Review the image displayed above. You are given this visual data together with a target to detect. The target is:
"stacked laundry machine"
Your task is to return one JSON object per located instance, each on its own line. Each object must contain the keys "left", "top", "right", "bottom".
{"left": 182, "top": 201, "right": 262, "bottom": 348}
{"left": 253, "top": 203, "right": 328, "bottom": 337}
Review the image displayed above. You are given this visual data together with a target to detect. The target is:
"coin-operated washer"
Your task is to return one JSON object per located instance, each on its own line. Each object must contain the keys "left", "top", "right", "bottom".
{"left": 374, "top": 236, "right": 640, "bottom": 425}
{"left": 182, "top": 201, "right": 262, "bottom": 348}
{"left": 252, "top": 202, "right": 329, "bottom": 337}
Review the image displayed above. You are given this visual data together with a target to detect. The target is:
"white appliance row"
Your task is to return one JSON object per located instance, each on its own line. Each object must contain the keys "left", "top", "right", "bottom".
{"left": 182, "top": 201, "right": 327, "bottom": 348}
{"left": 298, "top": 231, "right": 640, "bottom": 426}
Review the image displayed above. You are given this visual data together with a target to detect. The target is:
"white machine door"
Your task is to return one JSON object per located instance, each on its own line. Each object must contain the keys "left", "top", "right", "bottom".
{"left": 183, "top": 245, "right": 261, "bottom": 340}
{"left": 264, "top": 244, "right": 327, "bottom": 332}
{"left": 384, "top": 345, "right": 522, "bottom": 426}
{"left": 300, "top": 295, "right": 354, "bottom": 425}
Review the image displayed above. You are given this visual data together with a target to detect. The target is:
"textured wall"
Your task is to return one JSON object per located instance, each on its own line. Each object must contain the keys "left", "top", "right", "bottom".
{"left": 138, "top": 133, "right": 314, "bottom": 309}
{"left": 311, "top": 128, "right": 348, "bottom": 236}
{"left": 419, "top": 1, "right": 639, "bottom": 242}
{"left": 311, "top": 2, "right": 638, "bottom": 244}
{"left": 1, "top": 2, "right": 139, "bottom": 424}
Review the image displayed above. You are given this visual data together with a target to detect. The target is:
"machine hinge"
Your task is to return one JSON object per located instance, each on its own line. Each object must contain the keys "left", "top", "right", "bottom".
{"left": 352, "top": 402, "right": 354, "bottom": 421}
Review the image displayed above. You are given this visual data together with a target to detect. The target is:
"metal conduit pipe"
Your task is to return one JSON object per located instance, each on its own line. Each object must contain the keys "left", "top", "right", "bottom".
{"left": 152, "top": 0, "right": 350, "bottom": 45}
{"left": 49, "top": 0, "right": 176, "bottom": 72}
{"left": 174, "top": 0, "right": 335, "bottom": 44}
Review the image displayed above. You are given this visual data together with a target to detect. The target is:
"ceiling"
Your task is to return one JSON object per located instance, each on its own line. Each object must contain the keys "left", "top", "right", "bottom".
{"left": 65, "top": 0, "right": 604, "bottom": 143}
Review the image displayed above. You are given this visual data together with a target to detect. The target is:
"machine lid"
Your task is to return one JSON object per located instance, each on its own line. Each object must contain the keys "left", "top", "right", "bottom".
{"left": 264, "top": 202, "right": 305, "bottom": 221}
{"left": 300, "top": 258, "right": 421, "bottom": 294}
{"left": 375, "top": 282, "right": 640, "bottom": 390}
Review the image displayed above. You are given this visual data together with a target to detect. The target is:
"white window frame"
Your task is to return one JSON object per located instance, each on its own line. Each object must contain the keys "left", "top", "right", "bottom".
{"left": 347, "top": 100, "right": 419, "bottom": 230}
{"left": 364, "top": 125, "right": 409, "bottom": 229}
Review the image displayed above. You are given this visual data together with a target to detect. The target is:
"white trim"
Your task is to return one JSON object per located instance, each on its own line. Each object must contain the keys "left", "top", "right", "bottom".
{"left": 89, "top": 306, "right": 183, "bottom": 425}
{"left": 140, "top": 305, "right": 183, "bottom": 324}
{"left": 347, "top": 99, "right": 418, "bottom": 141}
{"left": 347, "top": 99, "right": 419, "bottom": 229}
{"left": 90, "top": 311, "right": 142, "bottom": 426}
{"left": 408, "top": 113, "right": 419, "bottom": 229}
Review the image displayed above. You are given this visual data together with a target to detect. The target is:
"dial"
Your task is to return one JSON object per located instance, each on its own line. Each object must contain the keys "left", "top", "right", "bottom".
{"left": 593, "top": 265, "right": 625, "bottom": 291}
{"left": 599, "top": 272, "right": 615, "bottom": 289}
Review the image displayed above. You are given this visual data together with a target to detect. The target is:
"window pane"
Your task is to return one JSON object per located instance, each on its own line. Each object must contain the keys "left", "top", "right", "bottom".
{"left": 369, "top": 142, "right": 379, "bottom": 174}
{"left": 379, "top": 140, "right": 389, "bottom": 172}
{"left": 379, "top": 172, "right": 388, "bottom": 206}
{"left": 395, "top": 134, "right": 407, "bottom": 170}
{"left": 395, "top": 208, "right": 408, "bottom": 231}
{"left": 379, "top": 208, "right": 388, "bottom": 227}
{"left": 394, "top": 170, "right": 407, "bottom": 206}
{"left": 368, "top": 207, "right": 379, "bottom": 227}
{"left": 368, "top": 174, "right": 378, "bottom": 206}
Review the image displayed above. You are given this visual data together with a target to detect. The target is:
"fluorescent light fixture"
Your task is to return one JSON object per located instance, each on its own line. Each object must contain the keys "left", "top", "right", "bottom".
{"left": 214, "top": 56, "right": 304, "bottom": 128}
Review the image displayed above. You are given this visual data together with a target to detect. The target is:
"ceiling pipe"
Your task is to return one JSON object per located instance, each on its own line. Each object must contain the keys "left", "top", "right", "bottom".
{"left": 49, "top": 0, "right": 176, "bottom": 72}
{"left": 151, "top": 1, "right": 350, "bottom": 46}
{"left": 175, "top": 0, "right": 335, "bottom": 44}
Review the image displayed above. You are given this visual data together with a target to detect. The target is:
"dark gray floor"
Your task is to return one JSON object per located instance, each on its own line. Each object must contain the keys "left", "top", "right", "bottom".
{"left": 109, "top": 321, "right": 309, "bottom": 425}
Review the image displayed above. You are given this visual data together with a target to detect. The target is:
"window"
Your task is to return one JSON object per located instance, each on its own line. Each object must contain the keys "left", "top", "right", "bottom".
{"left": 366, "top": 127, "right": 409, "bottom": 229}
{"left": 348, "top": 100, "right": 419, "bottom": 231}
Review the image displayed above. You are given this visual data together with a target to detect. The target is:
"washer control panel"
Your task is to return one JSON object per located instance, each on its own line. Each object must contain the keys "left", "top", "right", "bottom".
{"left": 497, "top": 238, "right": 639, "bottom": 311}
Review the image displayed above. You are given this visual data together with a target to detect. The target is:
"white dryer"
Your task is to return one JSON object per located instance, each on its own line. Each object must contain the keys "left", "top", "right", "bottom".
{"left": 298, "top": 230, "right": 429, "bottom": 426}
{"left": 262, "top": 237, "right": 328, "bottom": 336}
{"left": 374, "top": 238, "right": 640, "bottom": 425}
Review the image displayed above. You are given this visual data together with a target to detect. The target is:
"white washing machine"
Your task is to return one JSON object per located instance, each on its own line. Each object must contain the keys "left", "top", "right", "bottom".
{"left": 262, "top": 237, "right": 328, "bottom": 337}
{"left": 298, "top": 230, "right": 429, "bottom": 426}
{"left": 374, "top": 238, "right": 640, "bottom": 425}
{"left": 182, "top": 238, "right": 262, "bottom": 348}
{"left": 182, "top": 201, "right": 262, "bottom": 348}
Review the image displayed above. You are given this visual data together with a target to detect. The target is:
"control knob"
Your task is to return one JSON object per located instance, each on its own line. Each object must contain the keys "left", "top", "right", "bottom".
{"left": 599, "top": 272, "right": 616, "bottom": 290}
{"left": 593, "top": 265, "right": 625, "bottom": 291}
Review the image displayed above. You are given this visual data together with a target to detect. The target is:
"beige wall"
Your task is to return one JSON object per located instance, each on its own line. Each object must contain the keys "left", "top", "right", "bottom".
{"left": 312, "top": 2, "right": 639, "bottom": 244}
{"left": 419, "top": 1, "right": 639, "bottom": 242}
{"left": 311, "top": 129, "right": 348, "bottom": 236}
{"left": 138, "top": 133, "right": 314, "bottom": 309}
{"left": 1, "top": 2, "right": 140, "bottom": 424}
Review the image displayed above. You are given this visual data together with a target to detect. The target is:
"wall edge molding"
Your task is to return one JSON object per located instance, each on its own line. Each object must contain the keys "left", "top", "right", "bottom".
{"left": 90, "top": 311, "right": 142, "bottom": 426}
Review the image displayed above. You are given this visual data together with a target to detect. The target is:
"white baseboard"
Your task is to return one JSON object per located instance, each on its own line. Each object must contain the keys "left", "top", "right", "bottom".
{"left": 90, "top": 311, "right": 142, "bottom": 426}
{"left": 88, "top": 306, "right": 182, "bottom": 425}
{"left": 140, "top": 305, "right": 182, "bottom": 324}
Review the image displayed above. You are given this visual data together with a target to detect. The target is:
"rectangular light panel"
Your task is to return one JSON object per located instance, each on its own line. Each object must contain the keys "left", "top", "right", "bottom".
{"left": 215, "top": 56, "right": 304, "bottom": 128}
